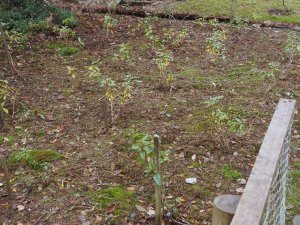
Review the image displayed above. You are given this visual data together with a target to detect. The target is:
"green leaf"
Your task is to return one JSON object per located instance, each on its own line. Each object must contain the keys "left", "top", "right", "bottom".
{"left": 144, "top": 145, "right": 153, "bottom": 154}
{"left": 131, "top": 144, "right": 139, "bottom": 151}
{"left": 148, "top": 158, "right": 155, "bottom": 171}
{"left": 139, "top": 151, "right": 145, "bottom": 160}
{"left": 2, "top": 107, "right": 8, "bottom": 114}
{"left": 154, "top": 173, "right": 162, "bottom": 186}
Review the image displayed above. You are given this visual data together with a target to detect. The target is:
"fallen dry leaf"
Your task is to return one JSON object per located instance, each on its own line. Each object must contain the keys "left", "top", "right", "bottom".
{"left": 106, "top": 204, "right": 116, "bottom": 214}
{"left": 135, "top": 205, "right": 146, "bottom": 212}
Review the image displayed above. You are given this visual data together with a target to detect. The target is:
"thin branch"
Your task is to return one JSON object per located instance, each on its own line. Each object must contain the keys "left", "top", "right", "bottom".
{"left": 0, "top": 22, "right": 18, "bottom": 76}
{"left": 282, "top": 0, "right": 289, "bottom": 13}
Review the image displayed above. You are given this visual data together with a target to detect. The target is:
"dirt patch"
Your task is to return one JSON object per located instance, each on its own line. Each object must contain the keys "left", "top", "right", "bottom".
{"left": 268, "top": 8, "right": 291, "bottom": 16}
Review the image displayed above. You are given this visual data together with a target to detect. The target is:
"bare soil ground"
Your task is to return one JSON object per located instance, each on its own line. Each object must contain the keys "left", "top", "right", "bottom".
{"left": 0, "top": 9, "right": 299, "bottom": 225}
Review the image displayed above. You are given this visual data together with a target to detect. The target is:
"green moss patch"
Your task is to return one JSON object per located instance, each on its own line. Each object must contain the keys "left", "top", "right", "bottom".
{"left": 221, "top": 164, "right": 242, "bottom": 180}
{"left": 10, "top": 148, "right": 63, "bottom": 170}
{"left": 88, "top": 186, "right": 135, "bottom": 215}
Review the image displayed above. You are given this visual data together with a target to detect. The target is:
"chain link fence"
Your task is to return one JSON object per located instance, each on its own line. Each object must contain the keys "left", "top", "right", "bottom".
{"left": 261, "top": 119, "right": 293, "bottom": 225}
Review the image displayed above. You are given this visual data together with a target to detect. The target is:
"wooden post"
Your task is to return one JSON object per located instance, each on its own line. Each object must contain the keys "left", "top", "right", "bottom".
{"left": 0, "top": 156, "right": 13, "bottom": 199}
{"left": 231, "top": 0, "right": 237, "bottom": 18}
{"left": 293, "top": 215, "right": 300, "bottom": 225}
{"left": 212, "top": 195, "right": 240, "bottom": 225}
{"left": 154, "top": 134, "right": 163, "bottom": 225}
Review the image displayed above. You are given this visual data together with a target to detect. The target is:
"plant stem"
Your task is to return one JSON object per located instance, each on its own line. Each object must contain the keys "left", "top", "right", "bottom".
{"left": 110, "top": 101, "right": 114, "bottom": 124}
{"left": 0, "top": 22, "right": 18, "bottom": 76}
{"left": 282, "top": 0, "right": 289, "bottom": 12}
{"left": 0, "top": 105, "right": 4, "bottom": 130}
{"left": 102, "top": 99, "right": 110, "bottom": 133}
{"left": 154, "top": 134, "right": 163, "bottom": 225}
{"left": 0, "top": 156, "right": 13, "bottom": 199}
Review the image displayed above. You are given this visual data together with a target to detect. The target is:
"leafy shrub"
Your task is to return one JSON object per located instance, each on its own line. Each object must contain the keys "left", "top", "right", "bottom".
{"left": 0, "top": 0, "right": 76, "bottom": 32}
{"left": 53, "top": 26, "right": 76, "bottom": 39}
{"left": 204, "top": 96, "right": 245, "bottom": 134}
{"left": 131, "top": 132, "right": 169, "bottom": 185}
{"left": 62, "top": 16, "right": 77, "bottom": 28}
{"left": 206, "top": 29, "right": 227, "bottom": 60}
{"left": 28, "top": 20, "right": 51, "bottom": 32}
{"left": 103, "top": 15, "right": 117, "bottom": 35}
{"left": 285, "top": 31, "right": 300, "bottom": 64}
{"left": 113, "top": 43, "right": 133, "bottom": 64}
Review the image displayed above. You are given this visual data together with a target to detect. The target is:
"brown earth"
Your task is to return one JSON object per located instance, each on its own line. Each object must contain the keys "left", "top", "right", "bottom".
{"left": 0, "top": 9, "right": 299, "bottom": 225}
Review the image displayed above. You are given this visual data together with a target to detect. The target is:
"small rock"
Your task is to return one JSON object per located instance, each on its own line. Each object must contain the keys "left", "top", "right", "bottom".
{"left": 57, "top": 94, "right": 65, "bottom": 100}
{"left": 45, "top": 114, "right": 55, "bottom": 122}
{"left": 236, "top": 188, "right": 244, "bottom": 193}
{"left": 178, "top": 151, "right": 185, "bottom": 159}
{"left": 130, "top": 212, "right": 137, "bottom": 218}
{"left": 135, "top": 205, "right": 146, "bottom": 212}
{"left": 263, "top": 20, "right": 272, "bottom": 26}
{"left": 293, "top": 26, "right": 300, "bottom": 32}
{"left": 252, "top": 24, "right": 261, "bottom": 29}
{"left": 17, "top": 205, "right": 25, "bottom": 211}
{"left": 185, "top": 177, "right": 197, "bottom": 184}
{"left": 147, "top": 209, "right": 155, "bottom": 218}
{"left": 237, "top": 179, "right": 247, "bottom": 185}
{"left": 65, "top": 104, "right": 71, "bottom": 109}
{"left": 191, "top": 154, "right": 196, "bottom": 161}
{"left": 233, "top": 152, "right": 239, "bottom": 157}
{"left": 79, "top": 215, "right": 86, "bottom": 224}
{"left": 203, "top": 157, "right": 209, "bottom": 163}
{"left": 216, "top": 182, "right": 222, "bottom": 188}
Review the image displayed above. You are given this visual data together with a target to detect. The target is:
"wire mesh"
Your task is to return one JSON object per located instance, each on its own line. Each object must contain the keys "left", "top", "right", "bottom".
{"left": 230, "top": 99, "right": 296, "bottom": 225}
{"left": 260, "top": 120, "right": 293, "bottom": 225}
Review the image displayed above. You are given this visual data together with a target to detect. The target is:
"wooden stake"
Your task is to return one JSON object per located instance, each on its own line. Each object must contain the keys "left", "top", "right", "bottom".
{"left": 231, "top": 0, "right": 237, "bottom": 18}
{"left": 154, "top": 134, "right": 163, "bottom": 225}
{"left": 0, "top": 156, "right": 13, "bottom": 200}
{"left": 293, "top": 215, "right": 300, "bottom": 225}
{"left": 212, "top": 195, "right": 240, "bottom": 225}
{"left": 0, "top": 22, "right": 18, "bottom": 76}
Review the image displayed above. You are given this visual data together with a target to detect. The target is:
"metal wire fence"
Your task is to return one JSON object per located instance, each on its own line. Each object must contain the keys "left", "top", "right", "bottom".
{"left": 261, "top": 119, "right": 293, "bottom": 225}
{"left": 231, "top": 99, "right": 296, "bottom": 225}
